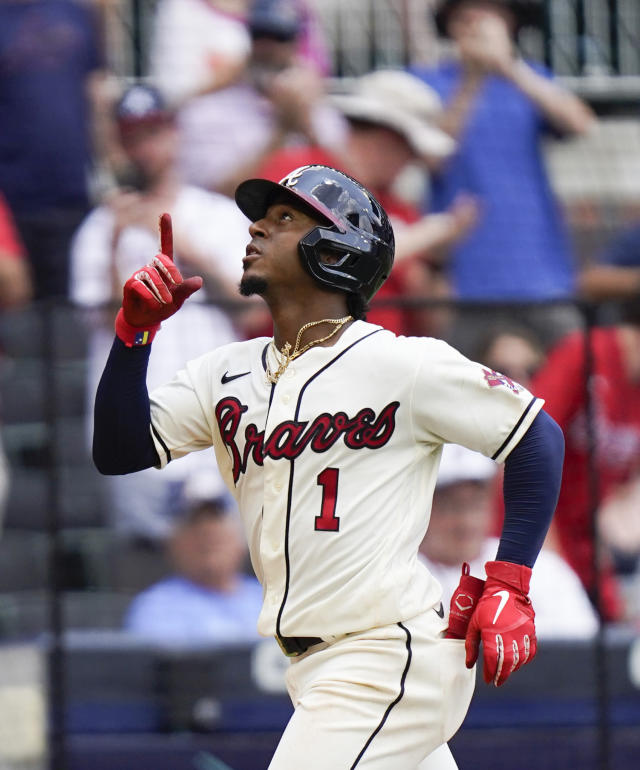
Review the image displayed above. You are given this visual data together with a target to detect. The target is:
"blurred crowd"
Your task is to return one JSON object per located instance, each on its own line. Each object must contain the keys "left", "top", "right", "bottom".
{"left": 0, "top": 0, "right": 639, "bottom": 645}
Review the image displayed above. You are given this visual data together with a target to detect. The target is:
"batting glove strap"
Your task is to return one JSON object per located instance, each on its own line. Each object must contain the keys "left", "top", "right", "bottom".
{"left": 465, "top": 560, "right": 537, "bottom": 687}
{"left": 485, "top": 559, "right": 532, "bottom": 595}
{"left": 115, "top": 308, "right": 160, "bottom": 348}
{"left": 445, "top": 562, "right": 486, "bottom": 640}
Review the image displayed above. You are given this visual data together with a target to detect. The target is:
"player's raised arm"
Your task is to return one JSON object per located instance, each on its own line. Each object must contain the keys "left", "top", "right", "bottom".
{"left": 93, "top": 213, "right": 203, "bottom": 475}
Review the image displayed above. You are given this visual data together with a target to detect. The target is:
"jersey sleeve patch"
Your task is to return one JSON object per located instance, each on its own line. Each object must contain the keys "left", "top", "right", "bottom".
{"left": 482, "top": 368, "right": 524, "bottom": 394}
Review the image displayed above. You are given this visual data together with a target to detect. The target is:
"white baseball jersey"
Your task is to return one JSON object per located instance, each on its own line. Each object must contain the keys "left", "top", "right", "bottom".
{"left": 149, "top": 321, "right": 543, "bottom": 640}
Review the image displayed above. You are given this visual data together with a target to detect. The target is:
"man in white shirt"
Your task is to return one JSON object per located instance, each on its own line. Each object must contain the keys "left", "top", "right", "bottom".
{"left": 71, "top": 83, "right": 255, "bottom": 539}
{"left": 420, "top": 443, "right": 599, "bottom": 640}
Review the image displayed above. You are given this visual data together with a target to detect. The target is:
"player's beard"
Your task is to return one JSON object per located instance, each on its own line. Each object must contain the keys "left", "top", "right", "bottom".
{"left": 239, "top": 275, "right": 268, "bottom": 297}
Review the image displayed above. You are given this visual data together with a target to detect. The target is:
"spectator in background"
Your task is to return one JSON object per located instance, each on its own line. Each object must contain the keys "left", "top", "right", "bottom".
{"left": 250, "top": 0, "right": 331, "bottom": 75}
{"left": 70, "top": 83, "right": 255, "bottom": 541}
{"left": 0, "top": 0, "right": 110, "bottom": 300}
{"left": 579, "top": 220, "right": 640, "bottom": 318}
{"left": 0, "top": 193, "right": 32, "bottom": 311}
{"left": 473, "top": 321, "right": 546, "bottom": 391}
{"left": 124, "top": 498, "right": 263, "bottom": 645}
{"left": 531, "top": 300, "right": 640, "bottom": 623}
{"left": 0, "top": 195, "right": 33, "bottom": 532}
{"left": 255, "top": 69, "right": 480, "bottom": 336}
{"left": 576, "top": 225, "right": 640, "bottom": 621}
{"left": 419, "top": 443, "right": 599, "bottom": 639}
{"left": 149, "top": 0, "right": 251, "bottom": 108}
{"left": 150, "top": 0, "right": 342, "bottom": 197}
{"left": 412, "top": 0, "right": 596, "bottom": 354}
{"left": 471, "top": 322, "right": 555, "bottom": 548}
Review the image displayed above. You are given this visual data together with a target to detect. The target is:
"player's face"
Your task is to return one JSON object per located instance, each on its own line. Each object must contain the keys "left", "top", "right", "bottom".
{"left": 240, "top": 200, "right": 323, "bottom": 297}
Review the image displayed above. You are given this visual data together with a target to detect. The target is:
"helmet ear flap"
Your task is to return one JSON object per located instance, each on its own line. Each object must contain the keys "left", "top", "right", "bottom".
{"left": 298, "top": 227, "right": 388, "bottom": 299}
{"left": 298, "top": 228, "right": 363, "bottom": 294}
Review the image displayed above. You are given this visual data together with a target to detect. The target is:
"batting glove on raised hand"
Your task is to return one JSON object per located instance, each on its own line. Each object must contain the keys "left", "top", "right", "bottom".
{"left": 465, "top": 560, "right": 537, "bottom": 687}
{"left": 115, "top": 213, "right": 203, "bottom": 347}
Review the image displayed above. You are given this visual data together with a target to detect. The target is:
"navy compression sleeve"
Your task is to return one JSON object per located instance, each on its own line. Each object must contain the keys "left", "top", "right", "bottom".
{"left": 496, "top": 409, "right": 565, "bottom": 568}
{"left": 93, "top": 337, "right": 160, "bottom": 475}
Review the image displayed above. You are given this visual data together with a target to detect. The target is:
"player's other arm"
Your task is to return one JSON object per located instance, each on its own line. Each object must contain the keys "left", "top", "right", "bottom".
{"left": 498, "top": 409, "right": 565, "bottom": 567}
{"left": 464, "top": 409, "right": 565, "bottom": 686}
{"left": 92, "top": 214, "right": 202, "bottom": 475}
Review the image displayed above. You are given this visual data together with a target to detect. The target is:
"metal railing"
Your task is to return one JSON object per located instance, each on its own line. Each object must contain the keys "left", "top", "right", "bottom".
{"left": 103, "top": 0, "right": 640, "bottom": 102}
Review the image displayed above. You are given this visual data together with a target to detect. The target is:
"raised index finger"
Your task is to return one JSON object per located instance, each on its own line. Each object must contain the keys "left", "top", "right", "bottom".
{"left": 159, "top": 212, "right": 173, "bottom": 261}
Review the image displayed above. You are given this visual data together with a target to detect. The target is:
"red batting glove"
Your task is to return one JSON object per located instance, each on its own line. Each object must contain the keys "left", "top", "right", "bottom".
{"left": 115, "top": 213, "right": 203, "bottom": 347}
{"left": 465, "top": 560, "right": 537, "bottom": 687}
{"left": 445, "top": 562, "right": 486, "bottom": 640}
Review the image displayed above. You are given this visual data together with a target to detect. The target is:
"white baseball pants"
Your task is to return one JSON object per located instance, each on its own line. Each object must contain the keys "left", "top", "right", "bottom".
{"left": 268, "top": 609, "right": 475, "bottom": 769}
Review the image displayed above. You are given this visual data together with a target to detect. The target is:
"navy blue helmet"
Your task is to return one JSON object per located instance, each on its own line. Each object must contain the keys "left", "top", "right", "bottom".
{"left": 235, "top": 164, "right": 395, "bottom": 303}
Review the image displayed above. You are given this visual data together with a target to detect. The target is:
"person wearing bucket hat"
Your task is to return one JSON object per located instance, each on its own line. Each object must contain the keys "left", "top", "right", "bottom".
{"left": 411, "top": 0, "right": 596, "bottom": 355}
{"left": 328, "top": 69, "right": 456, "bottom": 163}
{"left": 253, "top": 69, "right": 479, "bottom": 337}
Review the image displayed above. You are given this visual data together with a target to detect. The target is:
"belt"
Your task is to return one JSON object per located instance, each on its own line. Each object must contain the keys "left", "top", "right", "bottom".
{"left": 277, "top": 635, "right": 324, "bottom": 657}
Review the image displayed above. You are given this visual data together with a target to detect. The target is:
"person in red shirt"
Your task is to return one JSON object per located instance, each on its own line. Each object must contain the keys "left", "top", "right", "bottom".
{"left": 254, "top": 69, "right": 479, "bottom": 336}
{"left": 0, "top": 193, "right": 31, "bottom": 308}
{"left": 532, "top": 314, "right": 640, "bottom": 622}
{"left": 0, "top": 192, "right": 32, "bottom": 527}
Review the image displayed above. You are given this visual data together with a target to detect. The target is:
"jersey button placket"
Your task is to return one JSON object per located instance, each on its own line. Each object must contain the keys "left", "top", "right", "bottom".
{"left": 261, "top": 375, "right": 297, "bottom": 632}
{"left": 259, "top": 448, "right": 291, "bottom": 631}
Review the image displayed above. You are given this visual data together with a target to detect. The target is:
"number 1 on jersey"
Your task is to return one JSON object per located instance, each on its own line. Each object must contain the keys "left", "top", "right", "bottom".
{"left": 315, "top": 467, "right": 340, "bottom": 532}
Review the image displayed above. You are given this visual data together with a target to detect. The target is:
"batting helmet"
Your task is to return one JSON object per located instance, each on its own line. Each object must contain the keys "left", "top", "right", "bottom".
{"left": 235, "top": 165, "right": 395, "bottom": 303}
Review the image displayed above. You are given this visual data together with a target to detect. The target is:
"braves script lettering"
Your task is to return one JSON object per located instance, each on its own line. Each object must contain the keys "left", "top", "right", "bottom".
{"left": 215, "top": 397, "right": 400, "bottom": 482}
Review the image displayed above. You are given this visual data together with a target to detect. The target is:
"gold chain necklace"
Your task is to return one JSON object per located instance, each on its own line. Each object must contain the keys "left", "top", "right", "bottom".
{"left": 266, "top": 315, "right": 353, "bottom": 384}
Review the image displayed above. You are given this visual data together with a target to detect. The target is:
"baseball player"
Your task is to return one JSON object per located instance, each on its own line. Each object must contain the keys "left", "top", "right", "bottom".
{"left": 93, "top": 165, "right": 564, "bottom": 769}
